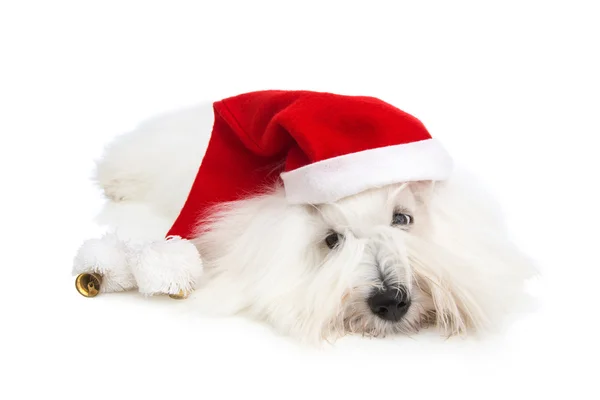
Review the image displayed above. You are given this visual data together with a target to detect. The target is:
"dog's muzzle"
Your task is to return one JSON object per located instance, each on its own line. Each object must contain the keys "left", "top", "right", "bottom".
{"left": 367, "top": 286, "right": 411, "bottom": 322}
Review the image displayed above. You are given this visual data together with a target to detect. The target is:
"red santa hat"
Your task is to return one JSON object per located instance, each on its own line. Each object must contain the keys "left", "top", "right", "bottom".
{"left": 73, "top": 90, "right": 453, "bottom": 298}
{"left": 167, "top": 90, "right": 453, "bottom": 240}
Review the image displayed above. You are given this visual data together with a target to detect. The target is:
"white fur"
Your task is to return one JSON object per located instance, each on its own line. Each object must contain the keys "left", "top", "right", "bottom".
{"left": 83, "top": 102, "right": 537, "bottom": 344}
{"left": 130, "top": 236, "right": 203, "bottom": 296}
{"left": 281, "top": 137, "right": 453, "bottom": 204}
{"left": 73, "top": 233, "right": 135, "bottom": 293}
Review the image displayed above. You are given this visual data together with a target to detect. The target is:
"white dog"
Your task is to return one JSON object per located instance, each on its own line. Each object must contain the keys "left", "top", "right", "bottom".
{"left": 74, "top": 91, "right": 537, "bottom": 344}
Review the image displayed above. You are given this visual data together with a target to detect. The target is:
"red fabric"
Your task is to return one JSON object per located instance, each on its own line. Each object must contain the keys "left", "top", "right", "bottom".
{"left": 166, "top": 90, "right": 432, "bottom": 239}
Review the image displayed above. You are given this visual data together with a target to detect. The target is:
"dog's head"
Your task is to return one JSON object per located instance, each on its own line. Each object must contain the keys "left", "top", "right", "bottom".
{"left": 193, "top": 169, "right": 536, "bottom": 343}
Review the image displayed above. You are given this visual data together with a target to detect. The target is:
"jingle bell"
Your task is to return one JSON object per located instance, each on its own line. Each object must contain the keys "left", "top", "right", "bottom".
{"left": 75, "top": 273, "right": 102, "bottom": 297}
{"left": 169, "top": 289, "right": 189, "bottom": 300}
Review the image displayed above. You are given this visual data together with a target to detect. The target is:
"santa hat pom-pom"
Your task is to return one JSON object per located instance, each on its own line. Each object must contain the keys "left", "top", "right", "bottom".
{"left": 130, "top": 236, "right": 203, "bottom": 296}
{"left": 72, "top": 232, "right": 136, "bottom": 292}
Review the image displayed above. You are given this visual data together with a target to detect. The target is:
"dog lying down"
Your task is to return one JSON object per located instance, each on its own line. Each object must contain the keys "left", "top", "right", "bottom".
{"left": 73, "top": 90, "right": 537, "bottom": 343}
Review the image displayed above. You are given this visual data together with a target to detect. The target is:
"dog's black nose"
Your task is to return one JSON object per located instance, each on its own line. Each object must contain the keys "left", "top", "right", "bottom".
{"left": 368, "top": 287, "right": 411, "bottom": 322}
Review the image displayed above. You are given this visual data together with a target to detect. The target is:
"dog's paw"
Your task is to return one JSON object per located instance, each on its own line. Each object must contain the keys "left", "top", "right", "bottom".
{"left": 72, "top": 233, "right": 137, "bottom": 293}
{"left": 128, "top": 236, "right": 203, "bottom": 297}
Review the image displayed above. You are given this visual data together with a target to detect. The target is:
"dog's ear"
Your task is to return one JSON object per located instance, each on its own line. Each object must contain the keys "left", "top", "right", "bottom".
{"left": 410, "top": 168, "right": 539, "bottom": 336}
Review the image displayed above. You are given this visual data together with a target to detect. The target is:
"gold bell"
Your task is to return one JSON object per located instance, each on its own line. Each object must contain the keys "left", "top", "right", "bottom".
{"left": 75, "top": 273, "right": 103, "bottom": 297}
{"left": 169, "top": 289, "right": 189, "bottom": 300}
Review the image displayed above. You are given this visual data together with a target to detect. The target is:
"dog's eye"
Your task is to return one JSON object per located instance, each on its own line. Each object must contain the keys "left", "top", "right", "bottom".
{"left": 392, "top": 212, "right": 413, "bottom": 226}
{"left": 325, "top": 232, "right": 341, "bottom": 249}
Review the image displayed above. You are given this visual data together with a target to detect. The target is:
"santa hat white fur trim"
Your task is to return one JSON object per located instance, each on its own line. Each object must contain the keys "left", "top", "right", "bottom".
{"left": 280, "top": 138, "right": 453, "bottom": 204}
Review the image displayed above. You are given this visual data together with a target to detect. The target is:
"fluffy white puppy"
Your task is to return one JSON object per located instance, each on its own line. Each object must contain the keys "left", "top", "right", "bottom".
{"left": 77, "top": 93, "right": 537, "bottom": 344}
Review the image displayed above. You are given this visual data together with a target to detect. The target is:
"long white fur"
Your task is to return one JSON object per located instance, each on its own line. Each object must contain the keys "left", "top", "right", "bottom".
{"left": 87, "top": 103, "right": 538, "bottom": 344}
{"left": 73, "top": 233, "right": 135, "bottom": 293}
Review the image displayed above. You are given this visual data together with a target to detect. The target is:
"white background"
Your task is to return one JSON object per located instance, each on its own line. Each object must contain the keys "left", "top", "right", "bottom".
{"left": 1, "top": 1, "right": 599, "bottom": 399}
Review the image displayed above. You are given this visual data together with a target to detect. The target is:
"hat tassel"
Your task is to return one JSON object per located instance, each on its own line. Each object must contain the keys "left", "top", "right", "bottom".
{"left": 72, "top": 233, "right": 203, "bottom": 299}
